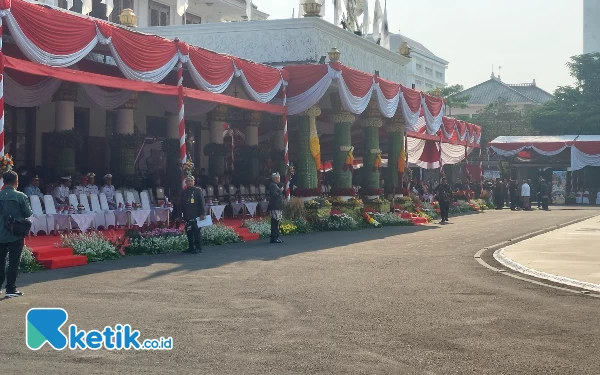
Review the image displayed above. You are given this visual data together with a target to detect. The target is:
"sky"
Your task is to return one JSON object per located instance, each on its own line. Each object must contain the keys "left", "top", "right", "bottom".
{"left": 252, "top": 0, "right": 583, "bottom": 94}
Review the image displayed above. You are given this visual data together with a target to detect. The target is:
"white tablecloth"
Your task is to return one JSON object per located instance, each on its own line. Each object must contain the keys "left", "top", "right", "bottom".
{"left": 153, "top": 207, "right": 170, "bottom": 222}
{"left": 130, "top": 209, "right": 151, "bottom": 227}
{"left": 232, "top": 203, "right": 245, "bottom": 215}
{"left": 245, "top": 202, "right": 258, "bottom": 217}
{"left": 54, "top": 213, "right": 95, "bottom": 232}
{"left": 209, "top": 205, "right": 226, "bottom": 221}
{"left": 114, "top": 210, "right": 130, "bottom": 226}
{"left": 259, "top": 201, "right": 269, "bottom": 214}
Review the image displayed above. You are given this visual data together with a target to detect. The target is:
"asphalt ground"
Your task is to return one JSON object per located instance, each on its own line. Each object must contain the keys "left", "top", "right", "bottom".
{"left": 2, "top": 207, "right": 600, "bottom": 374}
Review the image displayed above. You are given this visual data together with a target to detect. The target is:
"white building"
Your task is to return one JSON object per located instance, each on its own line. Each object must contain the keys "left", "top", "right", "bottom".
{"left": 584, "top": 0, "right": 600, "bottom": 53}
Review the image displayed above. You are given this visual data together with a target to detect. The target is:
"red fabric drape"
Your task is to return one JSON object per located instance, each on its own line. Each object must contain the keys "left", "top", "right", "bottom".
{"left": 339, "top": 65, "right": 374, "bottom": 97}
{"left": 572, "top": 142, "right": 600, "bottom": 154}
{"left": 109, "top": 28, "right": 177, "bottom": 72}
{"left": 400, "top": 85, "right": 422, "bottom": 112}
{"left": 282, "top": 64, "right": 329, "bottom": 97}
{"left": 377, "top": 77, "right": 401, "bottom": 99}
{"left": 11, "top": 0, "right": 97, "bottom": 55}
{"left": 233, "top": 57, "right": 282, "bottom": 94}
{"left": 188, "top": 46, "right": 234, "bottom": 85}
{"left": 455, "top": 120, "right": 467, "bottom": 138}
{"left": 441, "top": 117, "right": 455, "bottom": 137}
{"left": 4, "top": 68, "right": 47, "bottom": 85}
{"left": 423, "top": 93, "right": 443, "bottom": 117}
{"left": 420, "top": 140, "right": 440, "bottom": 163}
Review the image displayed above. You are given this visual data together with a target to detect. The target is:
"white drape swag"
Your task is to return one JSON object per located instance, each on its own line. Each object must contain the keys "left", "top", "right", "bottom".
{"left": 3, "top": 74, "right": 61, "bottom": 107}
{"left": 80, "top": 84, "right": 133, "bottom": 110}
{"left": 571, "top": 146, "right": 600, "bottom": 171}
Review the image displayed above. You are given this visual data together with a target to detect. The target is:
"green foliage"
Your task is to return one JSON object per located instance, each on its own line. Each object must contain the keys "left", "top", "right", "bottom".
{"left": 472, "top": 98, "right": 535, "bottom": 146}
{"left": 201, "top": 224, "right": 242, "bottom": 245}
{"left": 430, "top": 84, "right": 471, "bottom": 116}
{"left": 47, "top": 130, "right": 84, "bottom": 150}
{"left": 242, "top": 217, "right": 271, "bottom": 238}
{"left": 61, "top": 232, "right": 122, "bottom": 262}
{"left": 203, "top": 142, "right": 228, "bottom": 157}
{"left": 19, "top": 246, "right": 44, "bottom": 273}
{"left": 283, "top": 197, "right": 306, "bottom": 220}
{"left": 315, "top": 213, "right": 359, "bottom": 231}
{"left": 108, "top": 132, "right": 145, "bottom": 149}
{"left": 371, "top": 213, "right": 413, "bottom": 227}
{"left": 531, "top": 53, "right": 600, "bottom": 135}
{"left": 127, "top": 235, "right": 189, "bottom": 255}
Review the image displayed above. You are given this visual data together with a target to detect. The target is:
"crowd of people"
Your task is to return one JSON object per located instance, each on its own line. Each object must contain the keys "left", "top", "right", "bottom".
{"left": 492, "top": 176, "right": 551, "bottom": 211}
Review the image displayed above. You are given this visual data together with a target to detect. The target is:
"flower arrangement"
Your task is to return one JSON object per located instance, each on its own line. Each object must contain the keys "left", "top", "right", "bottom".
{"left": 359, "top": 187, "right": 384, "bottom": 196}
{"left": 280, "top": 222, "right": 298, "bottom": 235}
{"left": 19, "top": 246, "right": 44, "bottom": 273}
{"left": 292, "top": 188, "right": 320, "bottom": 197}
{"left": 201, "top": 224, "right": 242, "bottom": 245}
{"left": 316, "top": 213, "right": 359, "bottom": 231}
{"left": 61, "top": 232, "right": 121, "bottom": 262}
{"left": 0, "top": 153, "right": 14, "bottom": 174}
{"left": 453, "top": 190, "right": 468, "bottom": 201}
{"left": 304, "top": 198, "right": 331, "bottom": 209}
{"left": 242, "top": 217, "right": 271, "bottom": 238}
{"left": 330, "top": 188, "right": 356, "bottom": 197}
{"left": 126, "top": 235, "right": 189, "bottom": 255}
{"left": 331, "top": 197, "right": 363, "bottom": 207}
{"left": 362, "top": 211, "right": 382, "bottom": 228}
{"left": 373, "top": 212, "right": 414, "bottom": 226}
{"left": 182, "top": 159, "right": 194, "bottom": 177}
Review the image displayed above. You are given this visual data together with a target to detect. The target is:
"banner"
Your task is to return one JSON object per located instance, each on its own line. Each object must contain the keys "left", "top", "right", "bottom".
{"left": 552, "top": 171, "right": 567, "bottom": 204}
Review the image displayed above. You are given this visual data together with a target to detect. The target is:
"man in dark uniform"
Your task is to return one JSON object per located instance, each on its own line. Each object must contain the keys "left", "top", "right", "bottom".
{"left": 493, "top": 179, "right": 504, "bottom": 209}
{"left": 0, "top": 171, "right": 32, "bottom": 297}
{"left": 181, "top": 176, "right": 206, "bottom": 254}
{"left": 540, "top": 179, "right": 550, "bottom": 211}
{"left": 434, "top": 177, "right": 452, "bottom": 224}
{"left": 267, "top": 173, "right": 284, "bottom": 244}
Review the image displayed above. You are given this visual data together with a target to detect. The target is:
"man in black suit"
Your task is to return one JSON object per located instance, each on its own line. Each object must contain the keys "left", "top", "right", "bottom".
{"left": 267, "top": 173, "right": 284, "bottom": 244}
{"left": 181, "top": 176, "right": 206, "bottom": 254}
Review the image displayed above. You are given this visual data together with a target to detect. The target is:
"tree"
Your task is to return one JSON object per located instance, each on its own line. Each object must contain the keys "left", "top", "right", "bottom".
{"left": 471, "top": 98, "right": 535, "bottom": 147}
{"left": 531, "top": 53, "right": 600, "bottom": 135}
{"left": 428, "top": 84, "right": 471, "bottom": 116}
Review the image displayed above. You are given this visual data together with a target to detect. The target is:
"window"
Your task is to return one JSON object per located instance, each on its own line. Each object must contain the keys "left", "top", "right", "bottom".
{"left": 416, "top": 63, "right": 423, "bottom": 69}
{"left": 185, "top": 13, "right": 201, "bottom": 24}
{"left": 425, "top": 67, "right": 433, "bottom": 74}
{"left": 415, "top": 80, "right": 423, "bottom": 86}
{"left": 111, "top": 0, "right": 134, "bottom": 24}
{"left": 435, "top": 71, "right": 443, "bottom": 79}
{"left": 425, "top": 83, "right": 433, "bottom": 88}
{"left": 149, "top": 0, "right": 170, "bottom": 26}
{"left": 4, "top": 106, "right": 35, "bottom": 169}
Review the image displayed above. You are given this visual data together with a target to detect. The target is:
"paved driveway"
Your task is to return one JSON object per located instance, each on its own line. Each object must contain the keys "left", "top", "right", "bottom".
{"left": 3, "top": 208, "right": 600, "bottom": 374}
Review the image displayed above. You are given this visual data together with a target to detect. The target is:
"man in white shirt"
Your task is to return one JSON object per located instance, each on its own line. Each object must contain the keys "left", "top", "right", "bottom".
{"left": 101, "top": 174, "right": 116, "bottom": 209}
{"left": 71, "top": 175, "right": 87, "bottom": 196}
{"left": 53, "top": 176, "right": 71, "bottom": 206}
{"left": 85, "top": 172, "right": 99, "bottom": 196}
{"left": 521, "top": 179, "right": 531, "bottom": 211}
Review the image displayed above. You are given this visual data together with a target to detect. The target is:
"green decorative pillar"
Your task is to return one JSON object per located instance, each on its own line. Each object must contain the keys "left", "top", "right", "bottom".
{"left": 360, "top": 100, "right": 383, "bottom": 192}
{"left": 52, "top": 82, "right": 78, "bottom": 175}
{"left": 207, "top": 104, "right": 228, "bottom": 178}
{"left": 386, "top": 111, "right": 405, "bottom": 194}
{"left": 330, "top": 93, "right": 356, "bottom": 196}
{"left": 112, "top": 94, "right": 138, "bottom": 179}
{"left": 244, "top": 111, "right": 261, "bottom": 183}
{"left": 294, "top": 106, "right": 321, "bottom": 192}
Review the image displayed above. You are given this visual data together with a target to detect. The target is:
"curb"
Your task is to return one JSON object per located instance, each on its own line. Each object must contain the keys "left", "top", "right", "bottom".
{"left": 474, "top": 215, "right": 600, "bottom": 297}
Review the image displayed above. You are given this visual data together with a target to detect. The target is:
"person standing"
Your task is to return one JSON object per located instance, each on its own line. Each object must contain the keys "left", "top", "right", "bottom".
{"left": 434, "top": 177, "right": 452, "bottom": 224}
{"left": 493, "top": 179, "right": 504, "bottom": 210}
{"left": 509, "top": 180, "right": 520, "bottom": 211}
{"left": 181, "top": 176, "right": 205, "bottom": 254}
{"left": 0, "top": 171, "right": 33, "bottom": 297}
{"left": 537, "top": 176, "right": 543, "bottom": 209}
{"left": 24, "top": 175, "right": 44, "bottom": 203}
{"left": 521, "top": 179, "right": 531, "bottom": 210}
{"left": 267, "top": 173, "right": 284, "bottom": 243}
{"left": 101, "top": 174, "right": 116, "bottom": 209}
{"left": 540, "top": 179, "right": 550, "bottom": 211}
{"left": 52, "top": 176, "right": 71, "bottom": 206}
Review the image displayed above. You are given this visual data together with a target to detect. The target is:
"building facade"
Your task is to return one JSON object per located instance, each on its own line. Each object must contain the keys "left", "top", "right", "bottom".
{"left": 584, "top": 0, "right": 600, "bottom": 54}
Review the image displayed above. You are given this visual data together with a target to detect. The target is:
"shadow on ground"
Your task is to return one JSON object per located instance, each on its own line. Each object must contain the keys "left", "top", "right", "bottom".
{"left": 18, "top": 224, "right": 436, "bottom": 287}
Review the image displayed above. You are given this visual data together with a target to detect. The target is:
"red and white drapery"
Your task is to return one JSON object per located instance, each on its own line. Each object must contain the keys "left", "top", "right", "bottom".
{"left": 488, "top": 136, "right": 600, "bottom": 171}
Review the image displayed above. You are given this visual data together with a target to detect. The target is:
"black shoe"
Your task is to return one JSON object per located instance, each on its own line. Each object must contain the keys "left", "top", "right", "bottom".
{"left": 5, "top": 290, "right": 23, "bottom": 298}
{"left": 183, "top": 248, "right": 200, "bottom": 254}
{"left": 270, "top": 239, "right": 283, "bottom": 243}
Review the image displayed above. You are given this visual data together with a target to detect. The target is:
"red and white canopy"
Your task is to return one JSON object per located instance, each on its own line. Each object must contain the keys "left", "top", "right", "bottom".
{"left": 0, "top": 0, "right": 287, "bottom": 102}
{"left": 488, "top": 135, "right": 600, "bottom": 171}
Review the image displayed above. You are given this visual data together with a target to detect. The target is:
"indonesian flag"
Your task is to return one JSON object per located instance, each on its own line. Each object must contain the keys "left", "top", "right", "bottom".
{"left": 101, "top": 0, "right": 114, "bottom": 18}
{"left": 362, "top": 0, "right": 370, "bottom": 36}
{"left": 381, "top": 0, "right": 390, "bottom": 49}
{"left": 372, "top": 0, "right": 383, "bottom": 43}
{"left": 247, "top": 0, "right": 253, "bottom": 20}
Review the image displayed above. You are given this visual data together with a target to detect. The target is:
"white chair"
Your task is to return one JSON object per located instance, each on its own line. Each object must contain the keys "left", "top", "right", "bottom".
{"left": 90, "top": 193, "right": 110, "bottom": 229}
{"left": 98, "top": 193, "right": 116, "bottom": 228}
{"left": 132, "top": 190, "right": 141, "bottom": 204}
{"left": 239, "top": 185, "right": 248, "bottom": 196}
{"left": 228, "top": 184, "right": 237, "bottom": 196}
{"left": 140, "top": 191, "right": 151, "bottom": 210}
{"left": 29, "top": 195, "right": 49, "bottom": 236}
{"left": 79, "top": 194, "right": 91, "bottom": 212}
{"left": 43, "top": 195, "right": 65, "bottom": 233}
{"left": 249, "top": 184, "right": 257, "bottom": 198}
{"left": 576, "top": 191, "right": 583, "bottom": 204}
{"left": 125, "top": 191, "right": 135, "bottom": 205}
{"left": 258, "top": 184, "right": 266, "bottom": 198}
{"left": 68, "top": 194, "right": 79, "bottom": 209}
{"left": 583, "top": 191, "right": 590, "bottom": 204}
{"left": 206, "top": 185, "right": 214, "bottom": 198}
{"left": 115, "top": 192, "right": 126, "bottom": 208}
{"left": 596, "top": 192, "right": 600, "bottom": 205}
{"left": 217, "top": 185, "right": 225, "bottom": 197}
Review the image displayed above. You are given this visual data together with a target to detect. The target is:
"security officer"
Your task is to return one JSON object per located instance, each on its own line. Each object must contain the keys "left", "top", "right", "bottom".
{"left": 267, "top": 172, "right": 284, "bottom": 243}
{"left": 181, "top": 176, "right": 205, "bottom": 254}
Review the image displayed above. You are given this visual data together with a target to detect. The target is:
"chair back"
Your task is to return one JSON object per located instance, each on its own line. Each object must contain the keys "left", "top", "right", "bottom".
{"left": 99, "top": 193, "right": 110, "bottom": 210}
{"left": 239, "top": 185, "right": 248, "bottom": 195}
{"left": 140, "top": 191, "right": 151, "bottom": 210}
{"left": 115, "top": 192, "right": 125, "bottom": 208}
{"left": 44, "top": 195, "right": 58, "bottom": 215}
{"left": 133, "top": 190, "right": 141, "bottom": 204}
{"left": 125, "top": 191, "right": 135, "bottom": 205}
{"left": 68, "top": 194, "right": 79, "bottom": 208}
{"left": 90, "top": 194, "right": 103, "bottom": 212}
{"left": 249, "top": 185, "right": 257, "bottom": 195}
{"left": 79, "top": 194, "right": 91, "bottom": 212}
{"left": 206, "top": 185, "right": 214, "bottom": 197}
{"left": 155, "top": 187, "right": 165, "bottom": 200}
{"left": 218, "top": 185, "right": 225, "bottom": 196}
{"left": 259, "top": 184, "right": 266, "bottom": 195}
{"left": 30, "top": 195, "right": 44, "bottom": 216}
{"left": 228, "top": 184, "right": 237, "bottom": 196}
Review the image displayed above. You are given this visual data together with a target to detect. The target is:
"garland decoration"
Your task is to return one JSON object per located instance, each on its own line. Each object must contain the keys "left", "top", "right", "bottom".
{"left": 47, "top": 130, "right": 84, "bottom": 150}
{"left": 203, "top": 142, "right": 228, "bottom": 157}
{"left": 108, "top": 132, "right": 144, "bottom": 149}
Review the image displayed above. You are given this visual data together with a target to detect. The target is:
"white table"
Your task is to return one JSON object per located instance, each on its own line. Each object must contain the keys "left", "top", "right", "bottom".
{"left": 152, "top": 207, "right": 171, "bottom": 225}
{"left": 208, "top": 204, "right": 227, "bottom": 221}
{"left": 259, "top": 201, "right": 269, "bottom": 214}
{"left": 53, "top": 213, "right": 96, "bottom": 233}
{"left": 245, "top": 202, "right": 258, "bottom": 217}
{"left": 130, "top": 209, "right": 151, "bottom": 227}
{"left": 114, "top": 210, "right": 130, "bottom": 227}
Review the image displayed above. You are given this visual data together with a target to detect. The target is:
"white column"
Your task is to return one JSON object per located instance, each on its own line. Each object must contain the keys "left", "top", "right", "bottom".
{"left": 210, "top": 121, "right": 226, "bottom": 144}
{"left": 116, "top": 94, "right": 137, "bottom": 135}
{"left": 53, "top": 82, "right": 77, "bottom": 131}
